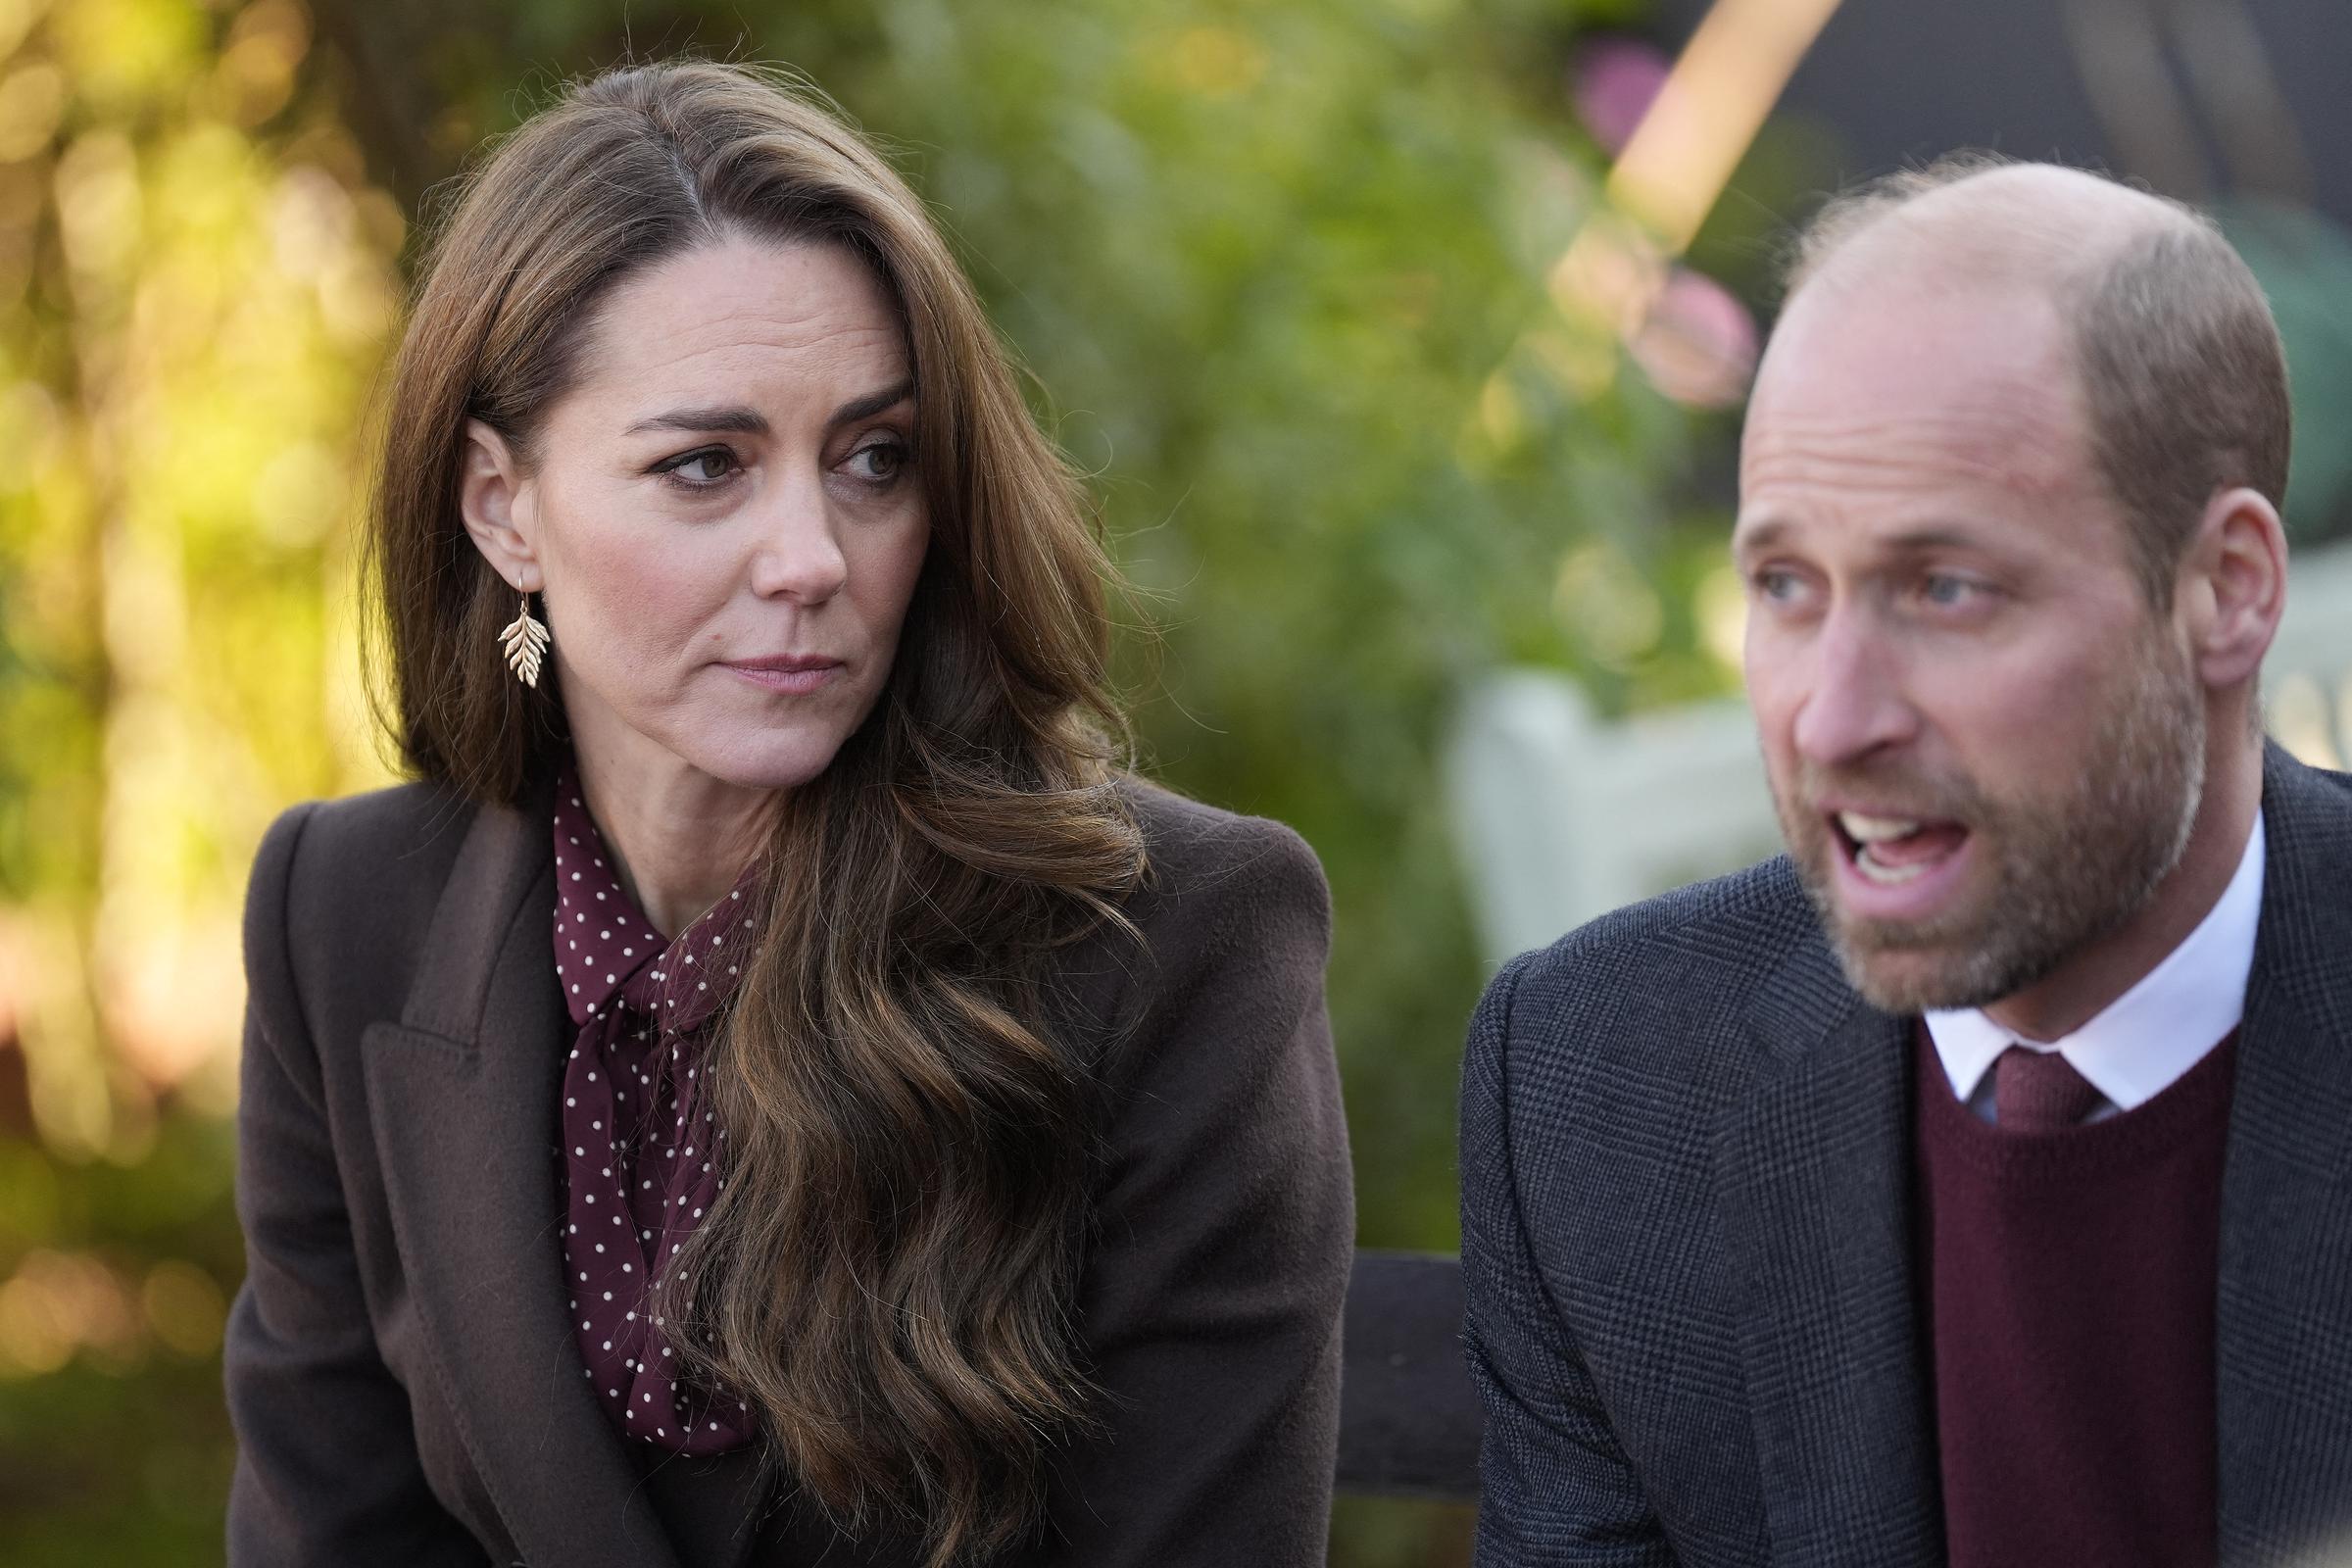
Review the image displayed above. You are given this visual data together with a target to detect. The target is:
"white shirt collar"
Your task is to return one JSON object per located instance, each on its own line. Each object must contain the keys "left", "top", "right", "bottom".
{"left": 1925, "top": 809, "right": 2266, "bottom": 1113}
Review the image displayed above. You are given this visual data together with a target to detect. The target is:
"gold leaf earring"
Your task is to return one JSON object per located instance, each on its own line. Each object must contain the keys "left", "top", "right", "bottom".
{"left": 500, "top": 593, "right": 551, "bottom": 688}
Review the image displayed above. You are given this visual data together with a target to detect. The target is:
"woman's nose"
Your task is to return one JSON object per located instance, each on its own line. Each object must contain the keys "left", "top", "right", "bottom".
{"left": 746, "top": 471, "right": 850, "bottom": 604}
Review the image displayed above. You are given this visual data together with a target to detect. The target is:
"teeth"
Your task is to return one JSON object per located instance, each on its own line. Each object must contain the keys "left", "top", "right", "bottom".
{"left": 1853, "top": 849, "right": 1930, "bottom": 885}
{"left": 1838, "top": 811, "right": 1921, "bottom": 843}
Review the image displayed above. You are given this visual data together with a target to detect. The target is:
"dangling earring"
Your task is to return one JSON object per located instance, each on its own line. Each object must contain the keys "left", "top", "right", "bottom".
{"left": 499, "top": 592, "right": 551, "bottom": 688}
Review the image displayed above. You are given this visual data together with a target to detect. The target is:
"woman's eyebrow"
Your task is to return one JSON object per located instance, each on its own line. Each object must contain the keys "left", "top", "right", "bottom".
{"left": 830, "top": 379, "right": 914, "bottom": 427}
{"left": 624, "top": 406, "right": 769, "bottom": 436}
{"left": 620, "top": 380, "right": 913, "bottom": 438}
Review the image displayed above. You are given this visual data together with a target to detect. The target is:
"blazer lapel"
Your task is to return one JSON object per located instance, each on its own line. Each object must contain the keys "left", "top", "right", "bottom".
{"left": 2217, "top": 746, "right": 2352, "bottom": 1563}
{"left": 1722, "top": 934, "right": 1943, "bottom": 1567}
{"left": 638, "top": 1447, "right": 777, "bottom": 1568}
{"left": 358, "top": 790, "right": 725, "bottom": 1568}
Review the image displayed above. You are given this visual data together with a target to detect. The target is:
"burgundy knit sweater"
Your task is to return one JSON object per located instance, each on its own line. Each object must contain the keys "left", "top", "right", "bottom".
{"left": 1913, "top": 1026, "right": 2239, "bottom": 1568}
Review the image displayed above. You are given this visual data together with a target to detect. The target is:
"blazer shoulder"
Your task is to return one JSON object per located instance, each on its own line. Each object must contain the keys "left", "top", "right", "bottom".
{"left": 253, "top": 779, "right": 479, "bottom": 920}
{"left": 1471, "top": 853, "right": 1824, "bottom": 1096}
{"left": 2269, "top": 746, "right": 2352, "bottom": 823}
{"left": 1511, "top": 852, "right": 1815, "bottom": 993}
{"left": 1117, "top": 775, "right": 1329, "bottom": 925}
{"left": 242, "top": 780, "right": 483, "bottom": 1044}
{"left": 1063, "top": 778, "right": 1331, "bottom": 1076}
{"left": 292, "top": 779, "right": 479, "bottom": 874}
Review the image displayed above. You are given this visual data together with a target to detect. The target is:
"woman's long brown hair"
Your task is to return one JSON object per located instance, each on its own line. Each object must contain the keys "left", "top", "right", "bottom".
{"left": 364, "top": 60, "right": 1146, "bottom": 1565}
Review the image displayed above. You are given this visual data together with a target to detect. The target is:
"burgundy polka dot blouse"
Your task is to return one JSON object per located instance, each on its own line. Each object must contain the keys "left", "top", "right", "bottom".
{"left": 551, "top": 763, "right": 760, "bottom": 1455}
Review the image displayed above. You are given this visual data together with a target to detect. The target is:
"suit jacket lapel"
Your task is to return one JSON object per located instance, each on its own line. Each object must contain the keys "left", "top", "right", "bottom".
{"left": 357, "top": 789, "right": 712, "bottom": 1568}
{"left": 2217, "top": 746, "right": 2352, "bottom": 1563}
{"left": 1723, "top": 933, "right": 1943, "bottom": 1567}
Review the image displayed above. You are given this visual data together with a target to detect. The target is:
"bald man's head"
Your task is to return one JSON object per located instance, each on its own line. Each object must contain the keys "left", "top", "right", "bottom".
{"left": 1770, "top": 155, "right": 2289, "bottom": 607}
{"left": 1788, "top": 159, "right": 2184, "bottom": 300}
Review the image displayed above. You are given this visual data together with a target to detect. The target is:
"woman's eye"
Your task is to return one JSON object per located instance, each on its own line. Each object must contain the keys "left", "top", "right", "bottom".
{"left": 657, "top": 447, "right": 738, "bottom": 487}
{"left": 843, "top": 440, "right": 906, "bottom": 483}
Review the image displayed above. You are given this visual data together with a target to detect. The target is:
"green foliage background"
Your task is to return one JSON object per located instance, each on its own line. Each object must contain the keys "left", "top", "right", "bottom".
{"left": 0, "top": 0, "right": 1775, "bottom": 1560}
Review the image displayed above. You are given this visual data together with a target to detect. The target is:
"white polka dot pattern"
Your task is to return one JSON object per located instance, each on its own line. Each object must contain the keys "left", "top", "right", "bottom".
{"left": 550, "top": 762, "right": 758, "bottom": 1456}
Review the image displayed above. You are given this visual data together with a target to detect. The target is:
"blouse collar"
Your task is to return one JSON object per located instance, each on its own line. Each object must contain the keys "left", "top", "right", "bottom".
{"left": 550, "top": 761, "right": 763, "bottom": 1032}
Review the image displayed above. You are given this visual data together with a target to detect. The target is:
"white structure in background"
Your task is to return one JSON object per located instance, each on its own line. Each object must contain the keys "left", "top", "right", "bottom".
{"left": 1448, "top": 539, "right": 2352, "bottom": 966}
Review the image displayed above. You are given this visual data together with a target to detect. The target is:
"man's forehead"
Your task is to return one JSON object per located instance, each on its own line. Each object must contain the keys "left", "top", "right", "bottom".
{"left": 1742, "top": 280, "right": 2090, "bottom": 497}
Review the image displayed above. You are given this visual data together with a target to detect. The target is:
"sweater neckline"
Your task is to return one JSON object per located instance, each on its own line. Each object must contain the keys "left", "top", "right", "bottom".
{"left": 1911, "top": 1022, "right": 2239, "bottom": 1179}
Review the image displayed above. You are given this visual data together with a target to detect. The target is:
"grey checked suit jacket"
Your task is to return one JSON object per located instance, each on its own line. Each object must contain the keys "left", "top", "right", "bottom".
{"left": 1461, "top": 744, "right": 2352, "bottom": 1567}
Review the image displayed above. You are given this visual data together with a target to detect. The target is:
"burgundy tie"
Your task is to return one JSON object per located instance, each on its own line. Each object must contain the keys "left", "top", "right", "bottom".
{"left": 1992, "top": 1045, "right": 2105, "bottom": 1131}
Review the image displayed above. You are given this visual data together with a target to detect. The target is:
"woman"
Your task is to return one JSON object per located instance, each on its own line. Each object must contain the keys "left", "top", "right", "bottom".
{"left": 223, "top": 60, "right": 1351, "bottom": 1568}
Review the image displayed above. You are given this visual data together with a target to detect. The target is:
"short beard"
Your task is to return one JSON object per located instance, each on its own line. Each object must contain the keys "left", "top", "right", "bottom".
{"left": 1777, "top": 637, "right": 2207, "bottom": 1016}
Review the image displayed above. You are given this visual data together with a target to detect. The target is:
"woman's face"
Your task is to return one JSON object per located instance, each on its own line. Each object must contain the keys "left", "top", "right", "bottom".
{"left": 466, "top": 236, "right": 929, "bottom": 794}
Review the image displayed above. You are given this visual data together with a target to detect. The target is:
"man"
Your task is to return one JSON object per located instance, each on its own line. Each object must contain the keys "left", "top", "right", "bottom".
{"left": 1460, "top": 155, "right": 2352, "bottom": 1568}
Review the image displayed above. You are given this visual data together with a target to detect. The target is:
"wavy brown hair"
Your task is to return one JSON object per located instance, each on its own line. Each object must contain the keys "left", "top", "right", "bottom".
{"left": 364, "top": 59, "right": 1146, "bottom": 1565}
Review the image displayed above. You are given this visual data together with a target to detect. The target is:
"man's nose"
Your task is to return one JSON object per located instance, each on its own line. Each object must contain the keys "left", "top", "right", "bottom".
{"left": 747, "top": 469, "right": 849, "bottom": 605}
{"left": 1789, "top": 608, "right": 1918, "bottom": 767}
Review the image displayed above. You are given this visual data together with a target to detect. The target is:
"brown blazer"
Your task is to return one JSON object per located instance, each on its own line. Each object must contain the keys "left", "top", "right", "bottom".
{"left": 223, "top": 775, "right": 1351, "bottom": 1568}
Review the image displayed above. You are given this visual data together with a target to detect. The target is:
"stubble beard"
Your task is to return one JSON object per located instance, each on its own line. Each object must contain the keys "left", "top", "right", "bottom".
{"left": 1776, "top": 639, "right": 2208, "bottom": 1016}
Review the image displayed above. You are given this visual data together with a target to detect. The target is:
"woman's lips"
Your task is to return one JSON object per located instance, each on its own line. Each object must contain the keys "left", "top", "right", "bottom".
{"left": 718, "top": 657, "right": 844, "bottom": 695}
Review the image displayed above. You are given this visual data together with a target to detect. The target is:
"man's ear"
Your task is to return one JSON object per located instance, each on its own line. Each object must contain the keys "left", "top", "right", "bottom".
{"left": 459, "top": 419, "right": 543, "bottom": 593}
{"left": 2177, "top": 484, "right": 2286, "bottom": 691}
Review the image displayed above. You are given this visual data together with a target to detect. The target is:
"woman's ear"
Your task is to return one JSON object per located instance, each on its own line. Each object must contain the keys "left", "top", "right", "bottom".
{"left": 459, "top": 419, "right": 544, "bottom": 592}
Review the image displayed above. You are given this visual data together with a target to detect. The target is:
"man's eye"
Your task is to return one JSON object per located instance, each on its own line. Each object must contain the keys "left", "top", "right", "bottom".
{"left": 1922, "top": 573, "right": 1984, "bottom": 607}
{"left": 657, "top": 447, "right": 738, "bottom": 486}
{"left": 1752, "top": 567, "right": 1804, "bottom": 603}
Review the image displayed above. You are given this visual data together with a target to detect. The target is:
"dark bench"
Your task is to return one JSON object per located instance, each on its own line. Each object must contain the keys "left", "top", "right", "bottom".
{"left": 1337, "top": 1250, "right": 1482, "bottom": 1500}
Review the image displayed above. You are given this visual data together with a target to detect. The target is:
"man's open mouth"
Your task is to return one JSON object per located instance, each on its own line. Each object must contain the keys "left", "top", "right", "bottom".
{"left": 1831, "top": 810, "right": 1971, "bottom": 886}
